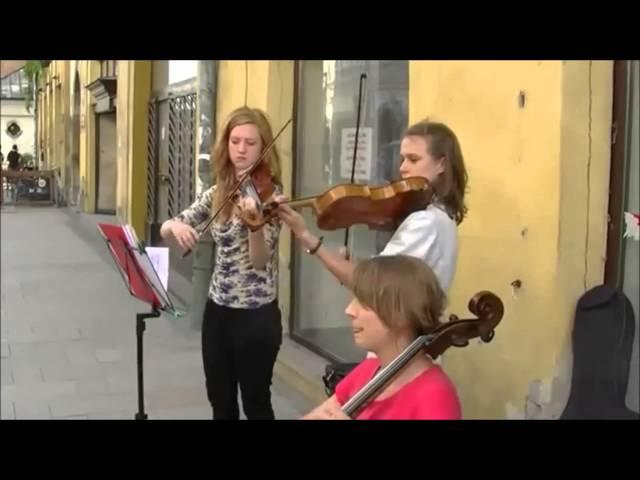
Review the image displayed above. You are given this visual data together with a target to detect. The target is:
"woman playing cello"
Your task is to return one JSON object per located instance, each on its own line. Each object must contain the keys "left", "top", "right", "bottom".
{"left": 303, "top": 255, "right": 462, "bottom": 420}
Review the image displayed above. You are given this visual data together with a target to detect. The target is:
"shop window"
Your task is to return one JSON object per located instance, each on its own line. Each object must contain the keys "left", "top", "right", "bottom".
{"left": 291, "top": 60, "right": 409, "bottom": 362}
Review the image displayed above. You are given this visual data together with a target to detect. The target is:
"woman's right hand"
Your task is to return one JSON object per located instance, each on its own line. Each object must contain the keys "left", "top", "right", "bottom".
{"left": 169, "top": 221, "right": 199, "bottom": 253}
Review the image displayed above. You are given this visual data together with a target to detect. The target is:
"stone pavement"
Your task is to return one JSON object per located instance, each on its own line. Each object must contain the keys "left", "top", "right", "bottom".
{"left": 0, "top": 205, "right": 314, "bottom": 420}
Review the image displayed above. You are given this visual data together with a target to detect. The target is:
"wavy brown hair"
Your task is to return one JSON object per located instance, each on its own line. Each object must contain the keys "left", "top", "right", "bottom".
{"left": 210, "top": 106, "right": 282, "bottom": 223}
{"left": 351, "top": 255, "right": 446, "bottom": 336}
{"left": 404, "top": 120, "right": 468, "bottom": 224}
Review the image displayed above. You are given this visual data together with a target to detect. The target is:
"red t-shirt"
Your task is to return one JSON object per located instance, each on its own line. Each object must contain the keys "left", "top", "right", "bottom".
{"left": 335, "top": 358, "right": 462, "bottom": 420}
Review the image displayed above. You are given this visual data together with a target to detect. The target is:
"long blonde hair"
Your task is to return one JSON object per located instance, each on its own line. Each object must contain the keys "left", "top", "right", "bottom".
{"left": 210, "top": 106, "right": 282, "bottom": 223}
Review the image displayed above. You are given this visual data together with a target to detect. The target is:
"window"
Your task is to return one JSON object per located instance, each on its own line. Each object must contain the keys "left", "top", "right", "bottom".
{"left": 100, "top": 60, "right": 117, "bottom": 78}
{"left": 21, "top": 71, "right": 30, "bottom": 93}
{"left": 168, "top": 60, "right": 197, "bottom": 85}
{"left": 291, "top": 60, "right": 409, "bottom": 362}
{"left": 1, "top": 68, "right": 28, "bottom": 98}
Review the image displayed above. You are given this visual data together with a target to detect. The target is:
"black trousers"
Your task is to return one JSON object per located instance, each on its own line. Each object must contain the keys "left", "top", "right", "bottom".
{"left": 202, "top": 298, "right": 282, "bottom": 420}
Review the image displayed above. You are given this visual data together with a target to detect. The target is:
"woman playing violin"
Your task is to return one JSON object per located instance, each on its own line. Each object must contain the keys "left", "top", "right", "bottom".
{"left": 276, "top": 119, "right": 468, "bottom": 295}
{"left": 303, "top": 255, "right": 462, "bottom": 420}
{"left": 159, "top": 106, "right": 283, "bottom": 420}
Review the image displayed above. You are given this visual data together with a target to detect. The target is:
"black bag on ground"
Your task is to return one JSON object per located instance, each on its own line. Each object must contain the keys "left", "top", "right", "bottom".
{"left": 322, "top": 362, "right": 359, "bottom": 397}
{"left": 560, "top": 284, "right": 638, "bottom": 420}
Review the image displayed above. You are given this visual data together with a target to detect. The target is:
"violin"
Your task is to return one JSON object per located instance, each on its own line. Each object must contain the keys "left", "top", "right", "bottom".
{"left": 233, "top": 161, "right": 279, "bottom": 227}
{"left": 341, "top": 290, "right": 505, "bottom": 419}
{"left": 181, "top": 118, "right": 291, "bottom": 257}
{"left": 244, "top": 176, "right": 434, "bottom": 232}
{"left": 235, "top": 76, "right": 433, "bottom": 234}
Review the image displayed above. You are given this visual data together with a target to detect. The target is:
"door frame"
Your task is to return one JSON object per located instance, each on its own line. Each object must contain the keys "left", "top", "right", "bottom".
{"left": 605, "top": 60, "right": 634, "bottom": 287}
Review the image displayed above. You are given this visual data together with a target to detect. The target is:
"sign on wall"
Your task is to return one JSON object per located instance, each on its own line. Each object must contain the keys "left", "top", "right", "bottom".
{"left": 340, "top": 127, "right": 372, "bottom": 182}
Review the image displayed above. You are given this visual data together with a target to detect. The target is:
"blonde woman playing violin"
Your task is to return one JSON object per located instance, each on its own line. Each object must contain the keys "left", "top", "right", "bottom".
{"left": 276, "top": 119, "right": 468, "bottom": 296}
{"left": 160, "top": 106, "right": 284, "bottom": 420}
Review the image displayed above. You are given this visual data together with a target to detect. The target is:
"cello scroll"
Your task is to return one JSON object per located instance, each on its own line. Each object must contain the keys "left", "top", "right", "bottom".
{"left": 425, "top": 291, "right": 505, "bottom": 360}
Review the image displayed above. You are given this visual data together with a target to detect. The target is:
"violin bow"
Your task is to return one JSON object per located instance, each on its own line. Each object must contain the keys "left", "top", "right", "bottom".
{"left": 182, "top": 117, "right": 293, "bottom": 257}
{"left": 342, "top": 72, "right": 367, "bottom": 262}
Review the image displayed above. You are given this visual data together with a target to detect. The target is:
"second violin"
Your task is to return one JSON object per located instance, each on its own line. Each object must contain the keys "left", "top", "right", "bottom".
{"left": 244, "top": 176, "right": 434, "bottom": 232}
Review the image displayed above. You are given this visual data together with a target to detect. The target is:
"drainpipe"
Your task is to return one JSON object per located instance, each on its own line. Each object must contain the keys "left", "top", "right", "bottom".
{"left": 189, "top": 60, "right": 217, "bottom": 331}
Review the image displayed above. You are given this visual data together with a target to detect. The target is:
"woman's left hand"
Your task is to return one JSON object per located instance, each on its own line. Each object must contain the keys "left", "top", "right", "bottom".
{"left": 273, "top": 194, "right": 308, "bottom": 238}
{"left": 236, "top": 196, "right": 261, "bottom": 227}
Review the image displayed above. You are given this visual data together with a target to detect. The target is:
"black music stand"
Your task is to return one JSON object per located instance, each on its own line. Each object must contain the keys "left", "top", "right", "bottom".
{"left": 97, "top": 223, "right": 179, "bottom": 420}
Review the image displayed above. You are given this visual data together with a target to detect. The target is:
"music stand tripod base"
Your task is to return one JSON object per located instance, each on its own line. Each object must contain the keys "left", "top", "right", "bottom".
{"left": 135, "top": 309, "right": 161, "bottom": 420}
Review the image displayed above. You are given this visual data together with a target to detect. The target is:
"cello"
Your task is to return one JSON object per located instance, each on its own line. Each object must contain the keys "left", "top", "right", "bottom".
{"left": 337, "top": 290, "right": 504, "bottom": 419}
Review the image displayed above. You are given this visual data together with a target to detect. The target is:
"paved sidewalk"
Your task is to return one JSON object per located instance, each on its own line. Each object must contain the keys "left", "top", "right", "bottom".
{"left": 1, "top": 206, "right": 313, "bottom": 419}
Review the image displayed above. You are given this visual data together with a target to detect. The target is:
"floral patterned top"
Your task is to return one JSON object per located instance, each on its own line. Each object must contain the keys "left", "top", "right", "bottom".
{"left": 174, "top": 185, "right": 281, "bottom": 309}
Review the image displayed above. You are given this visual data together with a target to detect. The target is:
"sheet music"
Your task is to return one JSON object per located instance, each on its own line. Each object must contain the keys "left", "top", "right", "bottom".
{"left": 145, "top": 247, "right": 169, "bottom": 291}
{"left": 97, "top": 222, "right": 180, "bottom": 315}
{"left": 129, "top": 243, "right": 173, "bottom": 310}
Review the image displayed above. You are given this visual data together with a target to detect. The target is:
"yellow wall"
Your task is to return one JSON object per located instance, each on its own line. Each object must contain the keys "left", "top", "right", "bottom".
{"left": 114, "top": 61, "right": 152, "bottom": 235}
{"left": 38, "top": 60, "right": 99, "bottom": 211}
{"left": 37, "top": 60, "right": 150, "bottom": 228}
{"left": 77, "top": 60, "right": 100, "bottom": 213}
{"left": 38, "top": 61, "right": 69, "bottom": 193}
{"left": 409, "top": 60, "right": 613, "bottom": 418}
{"left": 216, "top": 60, "right": 295, "bottom": 330}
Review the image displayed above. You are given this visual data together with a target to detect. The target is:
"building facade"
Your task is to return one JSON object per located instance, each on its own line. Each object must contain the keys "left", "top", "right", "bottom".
{"left": 35, "top": 60, "right": 638, "bottom": 419}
